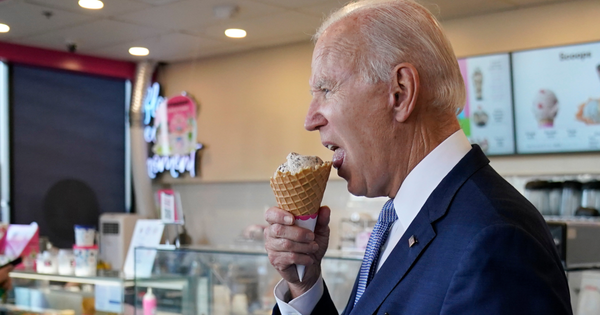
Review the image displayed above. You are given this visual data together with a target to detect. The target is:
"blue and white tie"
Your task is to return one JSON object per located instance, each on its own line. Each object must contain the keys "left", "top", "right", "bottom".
{"left": 354, "top": 198, "right": 398, "bottom": 306}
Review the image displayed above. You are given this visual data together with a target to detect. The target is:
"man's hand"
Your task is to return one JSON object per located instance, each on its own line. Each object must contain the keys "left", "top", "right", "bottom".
{"left": 0, "top": 264, "right": 14, "bottom": 291}
{"left": 264, "top": 206, "right": 331, "bottom": 299}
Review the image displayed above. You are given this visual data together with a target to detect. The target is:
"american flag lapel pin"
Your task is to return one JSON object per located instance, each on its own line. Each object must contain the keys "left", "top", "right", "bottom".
{"left": 409, "top": 235, "right": 418, "bottom": 247}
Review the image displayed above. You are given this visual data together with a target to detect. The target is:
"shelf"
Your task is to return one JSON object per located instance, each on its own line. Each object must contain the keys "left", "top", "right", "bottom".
{"left": 9, "top": 270, "right": 134, "bottom": 287}
{"left": 135, "top": 278, "right": 188, "bottom": 290}
{"left": 0, "top": 303, "right": 73, "bottom": 314}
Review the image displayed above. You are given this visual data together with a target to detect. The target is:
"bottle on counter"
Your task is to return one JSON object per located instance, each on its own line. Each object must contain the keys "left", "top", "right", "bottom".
{"left": 561, "top": 180, "right": 583, "bottom": 216}
{"left": 143, "top": 288, "right": 157, "bottom": 315}
{"left": 582, "top": 181, "right": 600, "bottom": 211}
{"left": 548, "top": 181, "right": 563, "bottom": 216}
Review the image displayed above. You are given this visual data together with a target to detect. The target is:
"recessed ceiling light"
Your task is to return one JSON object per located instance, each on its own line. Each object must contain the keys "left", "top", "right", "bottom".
{"left": 0, "top": 23, "right": 9, "bottom": 33}
{"left": 129, "top": 47, "right": 149, "bottom": 56}
{"left": 225, "top": 28, "right": 246, "bottom": 39}
{"left": 79, "top": 0, "right": 104, "bottom": 10}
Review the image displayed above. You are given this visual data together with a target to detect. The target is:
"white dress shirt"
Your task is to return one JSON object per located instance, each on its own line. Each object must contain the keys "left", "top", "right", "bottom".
{"left": 274, "top": 130, "right": 472, "bottom": 315}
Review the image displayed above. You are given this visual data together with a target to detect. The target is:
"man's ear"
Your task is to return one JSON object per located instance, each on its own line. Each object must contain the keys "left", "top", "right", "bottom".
{"left": 389, "top": 63, "right": 419, "bottom": 123}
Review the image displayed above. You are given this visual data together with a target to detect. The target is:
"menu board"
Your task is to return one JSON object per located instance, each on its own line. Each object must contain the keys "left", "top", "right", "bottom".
{"left": 457, "top": 53, "right": 515, "bottom": 155}
{"left": 513, "top": 41, "right": 600, "bottom": 154}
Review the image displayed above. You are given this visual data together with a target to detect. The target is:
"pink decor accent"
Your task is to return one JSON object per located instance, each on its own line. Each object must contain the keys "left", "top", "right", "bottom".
{"left": 72, "top": 245, "right": 99, "bottom": 250}
{"left": 295, "top": 213, "right": 318, "bottom": 220}
{"left": 0, "top": 41, "right": 135, "bottom": 79}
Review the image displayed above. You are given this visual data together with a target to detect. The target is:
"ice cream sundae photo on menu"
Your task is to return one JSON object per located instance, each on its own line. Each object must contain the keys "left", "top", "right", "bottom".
{"left": 270, "top": 152, "right": 332, "bottom": 281}
{"left": 576, "top": 64, "right": 600, "bottom": 125}
{"left": 472, "top": 68, "right": 483, "bottom": 101}
{"left": 532, "top": 89, "right": 559, "bottom": 128}
{"left": 472, "top": 106, "right": 489, "bottom": 127}
{"left": 576, "top": 98, "right": 600, "bottom": 125}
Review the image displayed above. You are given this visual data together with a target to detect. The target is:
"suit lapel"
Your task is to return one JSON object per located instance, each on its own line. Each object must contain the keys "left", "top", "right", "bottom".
{"left": 349, "top": 212, "right": 436, "bottom": 314}
{"left": 348, "top": 145, "right": 490, "bottom": 315}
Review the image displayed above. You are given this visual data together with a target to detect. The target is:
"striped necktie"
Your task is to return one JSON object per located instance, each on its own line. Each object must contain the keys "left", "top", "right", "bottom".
{"left": 354, "top": 198, "right": 398, "bottom": 306}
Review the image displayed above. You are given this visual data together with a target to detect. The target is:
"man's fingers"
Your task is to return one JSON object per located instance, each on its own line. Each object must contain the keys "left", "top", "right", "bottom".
{"left": 266, "top": 237, "right": 319, "bottom": 253}
{"left": 265, "top": 223, "right": 314, "bottom": 243}
{"left": 264, "top": 207, "right": 294, "bottom": 225}
{"left": 268, "top": 251, "right": 315, "bottom": 269}
{"left": 314, "top": 206, "right": 331, "bottom": 234}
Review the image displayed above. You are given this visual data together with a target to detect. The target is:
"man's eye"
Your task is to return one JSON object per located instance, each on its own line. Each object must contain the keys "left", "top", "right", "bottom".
{"left": 322, "top": 88, "right": 330, "bottom": 94}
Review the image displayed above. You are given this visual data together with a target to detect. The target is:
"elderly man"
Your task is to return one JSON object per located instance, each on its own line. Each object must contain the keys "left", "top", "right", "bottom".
{"left": 264, "top": 0, "right": 572, "bottom": 314}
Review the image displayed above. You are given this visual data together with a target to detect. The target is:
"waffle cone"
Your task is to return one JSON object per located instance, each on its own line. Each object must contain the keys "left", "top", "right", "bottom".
{"left": 270, "top": 161, "right": 332, "bottom": 217}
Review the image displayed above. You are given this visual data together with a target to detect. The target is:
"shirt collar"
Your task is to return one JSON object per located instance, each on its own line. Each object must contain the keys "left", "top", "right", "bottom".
{"left": 393, "top": 129, "right": 472, "bottom": 230}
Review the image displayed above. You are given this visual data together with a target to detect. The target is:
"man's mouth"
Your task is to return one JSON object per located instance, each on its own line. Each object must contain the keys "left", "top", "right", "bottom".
{"left": 325, "top": 144, "right": 344, "bottom": 169}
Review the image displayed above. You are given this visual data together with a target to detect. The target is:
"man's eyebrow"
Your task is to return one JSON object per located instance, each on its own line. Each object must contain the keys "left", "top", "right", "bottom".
{"left": 311, "top": 78, "right": 334, "bottom": 89}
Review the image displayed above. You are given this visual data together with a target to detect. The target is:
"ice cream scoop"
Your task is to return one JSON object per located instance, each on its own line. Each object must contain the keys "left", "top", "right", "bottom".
{"left": 275, "top": 152, "right": 324, "bottom": 176}
{"left": 583, "top": 100, "right": 600, "bottom": 123}
{"left": 532, "top": 89, "right": 559, "bottom": 128}
{"left": 270, "top": 153, "right": 332, "bottom": 281}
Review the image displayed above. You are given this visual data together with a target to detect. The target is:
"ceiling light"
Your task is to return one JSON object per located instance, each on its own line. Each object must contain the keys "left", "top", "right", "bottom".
{"left": 129, "top": 47, "right": 149, "bottom": 56}
{"left": 79, "top": 0, "right": 104, "bottom": 10}
{"left": 0, "top": 24, "right": 9, "bottom": 33}
{"left": 225, "top": 28, "right": 246, "bottom": 39}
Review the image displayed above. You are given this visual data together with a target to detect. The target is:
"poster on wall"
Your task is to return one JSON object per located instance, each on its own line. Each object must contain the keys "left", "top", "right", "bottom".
{"left": 457, "top": 53, "right": 515, "bottom": 155}
{"left": 513, "top": 41, "right": 600, "bottom": 154}
{"left": 143, "top": 83, "right": 204, "bottom": 178}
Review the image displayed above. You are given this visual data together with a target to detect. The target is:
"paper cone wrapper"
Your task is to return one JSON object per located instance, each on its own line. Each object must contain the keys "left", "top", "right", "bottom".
{"left": 294, "top": 214, "right": 318, "bottom": 281}
{"left": 270, "top": 161, "right": 332, "bottom": 217}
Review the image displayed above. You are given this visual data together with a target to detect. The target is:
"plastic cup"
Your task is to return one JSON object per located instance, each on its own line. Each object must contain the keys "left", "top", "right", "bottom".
{"left": 73, "top": 245, "right": 98, "bottom": 277}
{"left": 74, "top": 225, "right": 96, "bottom": 246}
{"left": 58, "top": 249, "right": 75, "bottom": 275}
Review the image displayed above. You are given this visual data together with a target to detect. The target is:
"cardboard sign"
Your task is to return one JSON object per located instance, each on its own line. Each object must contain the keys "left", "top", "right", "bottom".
{"left": 0, "top": 222, "right": 39, "bottom": 269}
{"left": 123, "top": 220, "right": 164, "bottom": 279}
{"left": 158, "top": 189, "right": 184, "bottom": 224}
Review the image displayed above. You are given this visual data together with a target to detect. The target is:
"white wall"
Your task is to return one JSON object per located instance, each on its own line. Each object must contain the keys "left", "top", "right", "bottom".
{"left": 162, "top": 0, "right": 600, "bottom": 246}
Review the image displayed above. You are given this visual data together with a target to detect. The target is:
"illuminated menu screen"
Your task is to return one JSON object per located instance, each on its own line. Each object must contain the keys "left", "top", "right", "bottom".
{"left": 513, "top": 42, "right": 600, "bottom": 154}
{"left": 457, "top": 53, "right": 515, "bottom": 155}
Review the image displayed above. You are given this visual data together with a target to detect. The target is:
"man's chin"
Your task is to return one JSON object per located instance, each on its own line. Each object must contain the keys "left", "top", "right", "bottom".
{"left": 346, "top": 181, "right": 367, "bottom": 198}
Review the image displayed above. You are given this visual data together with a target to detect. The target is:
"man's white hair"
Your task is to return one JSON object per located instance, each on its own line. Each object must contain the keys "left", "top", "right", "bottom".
{"left": 314, "top": 0, "right": 465, "bottom": 114}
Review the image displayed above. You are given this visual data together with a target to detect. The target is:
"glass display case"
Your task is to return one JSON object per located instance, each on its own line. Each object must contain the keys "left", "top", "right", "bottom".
{"left": 2, "top": 246, "right": 597, "bottom": 315}
{"left": 5, "top": 269, "right": 132, "bottom": 315}
{"left": 133, "top": 246, "right": 363, "bottom": 315}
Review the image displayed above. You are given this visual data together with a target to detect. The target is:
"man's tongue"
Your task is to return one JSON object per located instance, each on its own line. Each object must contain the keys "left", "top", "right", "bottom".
{"left": 332, "top": 149, "right": 345, "bottom": 169}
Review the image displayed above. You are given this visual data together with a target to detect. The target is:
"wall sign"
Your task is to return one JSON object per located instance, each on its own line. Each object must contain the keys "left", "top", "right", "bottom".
{"left": 142, "top": 82, "right": 203, "bottom": 178}
{"left": 457, "top": 53, "right": 515, "bottom": 155}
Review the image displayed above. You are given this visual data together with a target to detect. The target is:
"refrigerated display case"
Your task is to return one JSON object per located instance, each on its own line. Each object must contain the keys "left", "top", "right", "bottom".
{"left": 5, "top": 269, "right": 132, "bottom": 315}
{"left": 133, "top": 246, "right": 363, "bottom": 315}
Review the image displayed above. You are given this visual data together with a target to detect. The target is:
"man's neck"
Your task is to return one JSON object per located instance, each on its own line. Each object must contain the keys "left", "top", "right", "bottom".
{"left": 387, "top": 110, "right": 461, "bottom": 198}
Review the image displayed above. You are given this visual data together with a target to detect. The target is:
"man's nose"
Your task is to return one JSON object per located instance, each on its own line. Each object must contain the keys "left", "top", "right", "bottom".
{"left": 304, "top": 100, "right": 327, "bottom": 131}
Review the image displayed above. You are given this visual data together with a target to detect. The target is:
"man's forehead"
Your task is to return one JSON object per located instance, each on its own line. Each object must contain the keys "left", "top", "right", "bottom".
{"left": 312, "top": 36, "right": 358, "bottom": 67}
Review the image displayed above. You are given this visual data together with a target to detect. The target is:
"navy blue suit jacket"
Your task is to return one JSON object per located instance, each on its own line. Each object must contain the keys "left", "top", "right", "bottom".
{"left": 274, "top": 145, "right": 572, "bottom": 315}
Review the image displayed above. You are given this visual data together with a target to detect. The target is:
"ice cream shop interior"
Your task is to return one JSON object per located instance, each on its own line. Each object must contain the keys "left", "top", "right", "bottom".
{"left": 0, "top": 0, "right": 599, "bottom": 314}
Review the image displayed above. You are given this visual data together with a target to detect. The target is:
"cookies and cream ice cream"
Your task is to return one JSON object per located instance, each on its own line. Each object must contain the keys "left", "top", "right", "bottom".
{"left": 271, "top": 153, "right": 332, "bottom": 217}
{"left": 275, "top": 152, "right": 324, "bottom": 176}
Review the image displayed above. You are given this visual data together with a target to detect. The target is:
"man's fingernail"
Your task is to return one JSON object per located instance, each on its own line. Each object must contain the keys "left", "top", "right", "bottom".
{"left": 284, "top": 216, "right": 293, "bottom": 224}
{"left": 306, "top": 233, "right": 314, "bottom": 241}
{"left": 312, "top": 244, "right": 319, "bottom": 251}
